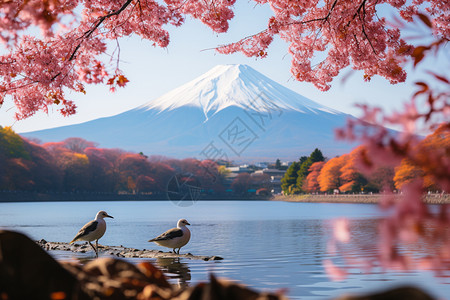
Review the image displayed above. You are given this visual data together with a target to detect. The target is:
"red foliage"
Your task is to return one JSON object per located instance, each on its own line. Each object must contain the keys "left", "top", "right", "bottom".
{"left": 303, "top": 161, "right": 325, "bottom": 193}
{"left": 231, "top": 173, "right": 251, "bottom": 194}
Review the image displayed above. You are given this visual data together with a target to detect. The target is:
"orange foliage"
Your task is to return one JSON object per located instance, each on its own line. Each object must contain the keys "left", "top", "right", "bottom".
{"left": 393, "top": 160, "right": 423, "bottom": 190}
{"left": 394, "top": 124, "right": 449, "bottom": 191}
{"left": 339, "top": 146, "right": 365, "bottom": 193}
{"left": 303, "top": 161, "right": 325, "bottom": 193}
{"left": 318, "top": 156, "right": 347, "bottom": 192}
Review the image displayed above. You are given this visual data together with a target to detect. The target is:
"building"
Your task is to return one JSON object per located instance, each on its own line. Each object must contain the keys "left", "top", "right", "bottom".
{"left": 254, "top": 168, "right": 286, "bottom": 194}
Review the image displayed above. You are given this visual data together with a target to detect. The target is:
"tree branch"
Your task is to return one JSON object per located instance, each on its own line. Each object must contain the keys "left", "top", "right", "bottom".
{"left": 212, "top": 0, "right": 339, "bottom": 52}
{"left": 68, "top": 0, "right": 133, "bottom": 62}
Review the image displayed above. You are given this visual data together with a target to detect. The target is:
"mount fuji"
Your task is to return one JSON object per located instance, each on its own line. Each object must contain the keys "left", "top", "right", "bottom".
{"left": 21, "top": 64, "right": 358, "bottom": 161}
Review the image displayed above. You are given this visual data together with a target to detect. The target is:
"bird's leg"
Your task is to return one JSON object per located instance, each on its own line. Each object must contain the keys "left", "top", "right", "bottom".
{"left": 96, "top": 239, "right": 99, "bottom": 258}
{"left": 172, "top": 248, "right": 176, "bottom": 254}
{"left": 88, "top": 241, "right": 97, "bottom": 257}
{"left": 177, "top": 248, "right": 180, "bottom": 254}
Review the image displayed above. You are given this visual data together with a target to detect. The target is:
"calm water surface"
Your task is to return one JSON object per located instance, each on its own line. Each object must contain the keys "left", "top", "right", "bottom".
{"left": 0, "top": 200, "right": 449, "bottom": 299}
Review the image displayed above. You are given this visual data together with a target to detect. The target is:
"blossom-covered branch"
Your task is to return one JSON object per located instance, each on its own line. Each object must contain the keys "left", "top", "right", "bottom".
{"left": 0, "top": 0, "right": 235, "bottom": 119}
{"left": 328, "top": 16, "right": 450, "bottom": 279}
{"left": 0, "top": 0, "right": 448, "bottom": 120}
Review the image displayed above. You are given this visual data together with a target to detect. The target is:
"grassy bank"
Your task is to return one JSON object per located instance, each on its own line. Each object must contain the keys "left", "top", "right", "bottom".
{"left": 272, "top": 193, "right": 450, "bottom": 204}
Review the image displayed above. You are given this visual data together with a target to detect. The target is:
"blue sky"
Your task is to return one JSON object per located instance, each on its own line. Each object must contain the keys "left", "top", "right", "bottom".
{"left": 0, "top": 2, "right": 444, "bottom": 133}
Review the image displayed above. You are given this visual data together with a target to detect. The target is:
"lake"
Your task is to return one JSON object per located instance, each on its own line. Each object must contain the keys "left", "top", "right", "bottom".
{"left": 0, "top": 200, "right": 448, "bottom": 299}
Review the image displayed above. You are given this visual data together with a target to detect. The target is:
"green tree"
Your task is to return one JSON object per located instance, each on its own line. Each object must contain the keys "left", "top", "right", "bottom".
{"left": 299, "top": 156, "right": 308, "bottom": 165}
{"left": 281, "top": 162, "right": 300, "bottom": 194}
{"left": 310, "top": 148, "right": 325, "bottom": 162}
{"left": 275, "top": 159, "right": 281, "bottom": 170}
{"left": 296, "top": 149, "right": 325, "bottom": 193}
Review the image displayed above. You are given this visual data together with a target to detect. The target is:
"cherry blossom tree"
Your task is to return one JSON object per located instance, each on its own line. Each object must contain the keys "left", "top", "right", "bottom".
{"left": 1, "top": 0, "right": 449, "bottom": 286}
{"left": 1, "top": 0, "right": 447, "bottom": 120}
{"left": 328, "top": 16, "right": 449, "bottom": 280}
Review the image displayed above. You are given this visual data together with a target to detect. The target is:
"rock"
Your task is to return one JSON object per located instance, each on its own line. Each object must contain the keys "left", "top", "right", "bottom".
{"left": 35, "top": 240, "right": 222, "bottom": 261}
{"left": 1, "top": 230, "right": 437, "bottom": 300}
{"left": 0, "top": 230, "right": 89, "bottom": 299}
{"left": 334, "top": 286, "right": 435, "bottom": 300}
{"left": 61, "top": 258, "right": 174, "bottom": 299}
{"left": 209, "top": 256, "right": 224, "bottom": 261}
{"left": 173, "top": 274, "right": 288, "bottom": 300}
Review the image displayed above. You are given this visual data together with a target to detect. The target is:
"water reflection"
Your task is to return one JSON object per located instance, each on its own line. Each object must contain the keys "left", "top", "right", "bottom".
{"left": 76, "top": 256, "right": 95, "bottom": 265}
{"left": 2, "top": 201, "right": 450, "bottom": 299}
{"left": 155, "top": 257, "right": 191, "bottom": 288}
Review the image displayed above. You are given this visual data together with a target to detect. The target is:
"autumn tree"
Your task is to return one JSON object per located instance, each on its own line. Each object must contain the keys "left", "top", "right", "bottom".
{"left": 338, "top": 147, "right": 369, "bottom": 193}
{"left": 364, "top": 166, "right": 395, "bottom": 193}
{"left": 393, "top": 159, "right": 424, "bottom": 191}
{"left": 0, "top": 127, "right": 29, "bottom": 190}
{"left": 250, "top": 173, "right": 271, "bottom": 191}
{"left": 62, "top": 137, "right": 97, "bottom": 153}
{"left": 147, "top": 161, "right": 175, "bottom": 192}
{"left": 198, "top": 160, "right": 226, "bottom": 194}
{"left": 296, "top": 148, "right": 325, "bottom": 192}
{"left": 0, "top": 127, "right": 29, "bottom": 160}
{"left": 303, "top": 161, "right": 325, "bottom": 193}
{"left": 135, "top": 175, "right": 156, "bottom": 193}
{"left": 84, "top": 147, "right": 122, "bottom": 192}
{"left": 60, "top": 152, "right": 91, "bottom": 191}
{"left": 116, "top": 153, "right": 153, "bottom": 193}
{"left": 394, "top": 124, "right": 449, "bottom": 192}
{"left": 231, "top": 173, "right": 251, "bottom": 195}
{"left": 22, "top": 140, "right": 62, "bottom": 191}
{"left": 318, "top": 155, "right": 346, "bottom": 193}
{"left": 0, "top": 127, "right": 61, "bottom": 191}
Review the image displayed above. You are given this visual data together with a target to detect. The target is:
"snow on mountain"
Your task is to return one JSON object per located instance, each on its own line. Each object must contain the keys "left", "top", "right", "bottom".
{"left": 139, "top": 64, "right": 340, "bottom": 121}
{"left": 21, "top": 64, "right": 357, "bottom": 161}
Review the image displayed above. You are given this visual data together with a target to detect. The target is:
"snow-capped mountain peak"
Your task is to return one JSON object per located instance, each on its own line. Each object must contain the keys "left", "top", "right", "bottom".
{"left": 138, "top": 64, "right": 340, "bottom": 121}
{"left": 22, "top": 64, "right": 357, "bottom": 160}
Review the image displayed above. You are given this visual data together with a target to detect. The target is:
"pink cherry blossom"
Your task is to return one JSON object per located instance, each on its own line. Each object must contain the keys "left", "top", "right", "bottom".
{"left": 1, "top": 1, "right": 448, "bottom": 119}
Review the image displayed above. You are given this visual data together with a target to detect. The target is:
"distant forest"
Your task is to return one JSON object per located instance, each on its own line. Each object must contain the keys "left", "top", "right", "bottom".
{"left": 0, "top": 127, "right": 271, "bottom": 196}
{"left": 0, "top": 125, "right": 446, "bottom": 198}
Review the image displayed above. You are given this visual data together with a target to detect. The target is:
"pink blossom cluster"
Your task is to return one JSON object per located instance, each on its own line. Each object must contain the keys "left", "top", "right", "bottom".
{"left": 0, "top": 0, "right": 235, "bottom": 119}
{"left": 327, "top": 24, "right": 449, "bottom": 280}
{"left": 1, "top": 1, "right": 447, "bottom": 119}
{"left": 0, "top": 0, "right": 77, "bottom": 45}
{"left": 330, "top": 105, "right": 450, "bottom": 279}
{"left": 217, "top": 0, "right": 448, "bottom": 91}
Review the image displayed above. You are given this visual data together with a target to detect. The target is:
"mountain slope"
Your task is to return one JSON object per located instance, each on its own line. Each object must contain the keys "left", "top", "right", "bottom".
{"left": 21, "top": 64, "right": 357, "bottom": 161}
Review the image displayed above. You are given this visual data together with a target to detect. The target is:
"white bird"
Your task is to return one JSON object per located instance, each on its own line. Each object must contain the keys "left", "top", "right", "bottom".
{"left": 70, "top": 210, "right": 114, "bottom": 257}
{"left": 148, "top": 219, "right": 191, "bottom": 254}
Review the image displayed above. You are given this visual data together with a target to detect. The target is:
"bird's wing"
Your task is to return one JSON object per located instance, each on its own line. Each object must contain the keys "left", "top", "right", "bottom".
{"left": 71, "top": 220, "right": 98, "bottom": 242}
{"left": 149, "top": 228, "right": 183, "bottom": 241}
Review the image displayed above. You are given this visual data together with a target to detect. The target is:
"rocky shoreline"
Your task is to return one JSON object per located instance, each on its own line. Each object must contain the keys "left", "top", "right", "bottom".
{"left": 272, "top": 193, "right": 450, "bottom": 204}
{"left": 36, "top": 239, "right": 223, "bottom": 261}
{"left": 2, "top": 231, "right": 437, "bottom": 299}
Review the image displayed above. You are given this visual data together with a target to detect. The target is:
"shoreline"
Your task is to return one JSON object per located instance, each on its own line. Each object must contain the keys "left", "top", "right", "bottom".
{"left": 1, "top": 190, "right": 448, "bottom": 204}
{"left": 0, "top": 190, "right": 270, "bottom": 202}
{"left": 36, "top": 239, "right": 223, "bottom": 261}
{"left": 272, "top": 193, "right": 450, "bottom": 204}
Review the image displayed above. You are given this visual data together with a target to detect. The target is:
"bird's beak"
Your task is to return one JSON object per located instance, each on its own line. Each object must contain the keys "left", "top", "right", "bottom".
{"left": 186, "top": 222, "right": 191, "bottom": 225}
{"left": 107, "top": 214, "right": 114, "bottom": 218}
